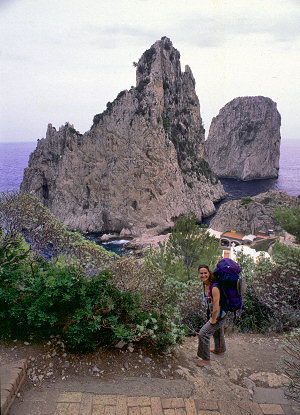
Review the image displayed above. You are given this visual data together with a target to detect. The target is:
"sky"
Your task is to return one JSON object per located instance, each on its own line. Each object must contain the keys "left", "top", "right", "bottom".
{"left": 0, "top": 0, "right": 299, "bottom": 143}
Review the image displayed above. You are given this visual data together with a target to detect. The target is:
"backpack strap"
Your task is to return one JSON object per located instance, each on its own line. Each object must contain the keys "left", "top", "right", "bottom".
{"left": 209, "top": 283, "right": 227, "bottom": 322}
{"left": 209, "top": 282, "right": 219, "bottom": 298}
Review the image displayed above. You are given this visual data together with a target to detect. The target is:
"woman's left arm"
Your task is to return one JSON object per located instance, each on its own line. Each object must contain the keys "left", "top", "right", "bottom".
{"left": 210, "top": 286, "right": 220, "bottom": 324}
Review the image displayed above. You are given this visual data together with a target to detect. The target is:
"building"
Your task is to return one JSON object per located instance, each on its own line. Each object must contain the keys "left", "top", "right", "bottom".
{"left": 208, "top": 228, "right": 278, "bottom": 261}
{"left": 218, "top": 230, "right": 277, "bottom": 251}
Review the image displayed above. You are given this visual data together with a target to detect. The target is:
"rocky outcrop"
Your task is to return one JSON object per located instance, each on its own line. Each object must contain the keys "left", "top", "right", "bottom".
{"left": 205, "top": 96, "right": 281, "bottom": 180}
{"left": 21, "top": 37, "right": 226, "bottom": 236}
{"left": 209, "top": 190, "right": 299, "bottom": 234}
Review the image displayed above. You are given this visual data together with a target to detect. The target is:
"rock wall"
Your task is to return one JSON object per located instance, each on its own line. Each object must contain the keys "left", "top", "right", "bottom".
{"left": 205, "top": 96, "right": 281, "bottom": 180}
{"left": 209, "top": 190, "right": 299, "bottom": 234}
{"left": 21, "top": 37, "right": 226, "bottom": 236}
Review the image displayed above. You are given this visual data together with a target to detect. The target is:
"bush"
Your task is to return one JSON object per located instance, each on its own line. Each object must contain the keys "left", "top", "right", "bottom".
{"left": 280, "top": 329, "right": 300, "bottom": 404}
{"left": 143, "top": 47, "right": 156, "bottom": 63}
{"left": 136, "top": 78, "right": 150, "bottom": 93}
{"left": 260, "top": 197, "right": 272, "bottom": 205}
{"left": 0, "top": 260, "right": 186, "bottom": 351}
{"left": 235, "top": 243, "right": 300, "bottom": 332}
{"left": 110, "top": 257, "right": 162, "bottom": 311}
{"left": 252, "top": 238, "right": 276, "bottom": 252}
{"left": 111, "top": 255, "right": 202, "bottom": 336}
{"left": 274, "top": 206, "right": 300, "bottom": 243}
{"left": 162, "top": 114, "right": 170, "bottom": 134}
{"left": 241, "top": 196, "right": 252, "bottom": 205}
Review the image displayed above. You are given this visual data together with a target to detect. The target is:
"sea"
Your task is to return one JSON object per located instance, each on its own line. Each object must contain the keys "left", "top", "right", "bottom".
{"left": 0, "top": 139, "right": 299, "bottom": 254}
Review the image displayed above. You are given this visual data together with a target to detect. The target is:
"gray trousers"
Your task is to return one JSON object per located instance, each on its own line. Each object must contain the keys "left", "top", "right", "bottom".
{"left": 197, "top": 318, "right": 226, "bottom": 361}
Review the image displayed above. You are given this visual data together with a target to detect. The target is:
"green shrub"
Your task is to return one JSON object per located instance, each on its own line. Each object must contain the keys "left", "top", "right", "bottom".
{"left": 162, "top": 114, "right": 170, "bottom": 134}
{"left": 235, "top": 244, "right": 300, "bottom": 332}
{"left": 0, "top": 259, "right": 186, "bottom": 351}
{"left": 234, "top": 287, "right": 271, "bottom": 333}
{"left": 260, "top": 197, "right": 272, "bottom": 205}
{"left": 279, "top": 329, "right": 300, "bottom": 404}
{"left": 241, "top": 196, "right": 252, "bottom": 205}
{"left": 143, "top": 46, "right": 156, "bottom": 63}
{"left": 274, "top": 206, "right": 300, "bottom": 243}
{"left": 136, "top": 78, "right": 150, "bottom": 93}
{"left": 252, "top": 238, "right": 276, "bottom": 252}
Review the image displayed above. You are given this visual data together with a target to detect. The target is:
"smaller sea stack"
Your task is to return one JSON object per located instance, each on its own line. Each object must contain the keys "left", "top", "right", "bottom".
{"left": 205, "top": 96, "right": 281, "bottom": 181}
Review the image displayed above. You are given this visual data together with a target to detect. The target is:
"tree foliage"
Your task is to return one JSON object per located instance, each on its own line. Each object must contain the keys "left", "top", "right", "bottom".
{"left": 146, "top": 213, "right": 221, "bottom": 281}
{"left": 274, "top": 206, "right": 300, "bottom": 243}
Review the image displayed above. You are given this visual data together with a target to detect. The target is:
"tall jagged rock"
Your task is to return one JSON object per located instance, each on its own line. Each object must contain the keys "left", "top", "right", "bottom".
{"left": 21, "top": 37, "right": 226, "bottom": 236}
{"left": 205, "top": 96, "right": 281, "bottom": 180}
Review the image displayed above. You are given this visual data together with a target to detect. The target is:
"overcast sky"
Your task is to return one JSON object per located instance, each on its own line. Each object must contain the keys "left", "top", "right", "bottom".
{"left": 0, "top": 0, "right": 299, "bottom": 143}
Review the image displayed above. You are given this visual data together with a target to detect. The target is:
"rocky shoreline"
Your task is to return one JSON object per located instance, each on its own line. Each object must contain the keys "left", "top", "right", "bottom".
{"left": 93, "top": 190, "right": 299, "bottom": 255}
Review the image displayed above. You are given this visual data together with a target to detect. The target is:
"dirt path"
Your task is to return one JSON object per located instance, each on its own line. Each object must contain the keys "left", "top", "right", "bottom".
{"left": 1, "top": 332, "right": 287, "bottom": 405}
{"left": 175, "top": 333, "right": 286, "bottom": 401}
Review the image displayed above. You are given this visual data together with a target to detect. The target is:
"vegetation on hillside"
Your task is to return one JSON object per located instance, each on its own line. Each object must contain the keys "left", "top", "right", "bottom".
{"left": 1, "top": 191, "right": 299, "bottom": 360}
{"left": 274, "top": 206, "right": 300, "bottom": 243}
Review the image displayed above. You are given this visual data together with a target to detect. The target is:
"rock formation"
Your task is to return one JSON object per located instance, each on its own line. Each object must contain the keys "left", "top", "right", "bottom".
{"left": 209, "top": 190, "right": 299, "bottom": 234}
{"left": 205, "top": 96, "right": 281, "bottom": 180}
{"left": 21, "top": 37, "right": 226, "bottom": 236}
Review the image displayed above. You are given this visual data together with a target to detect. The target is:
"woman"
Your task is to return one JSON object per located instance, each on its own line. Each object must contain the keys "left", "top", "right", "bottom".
{"left": 197, "top": 264, "right": 227, "bottom": 367}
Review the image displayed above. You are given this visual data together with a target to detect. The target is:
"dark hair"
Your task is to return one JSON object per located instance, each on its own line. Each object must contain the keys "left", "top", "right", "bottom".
{"left": 198, "top": 264, "right": 216, "bottom": 283}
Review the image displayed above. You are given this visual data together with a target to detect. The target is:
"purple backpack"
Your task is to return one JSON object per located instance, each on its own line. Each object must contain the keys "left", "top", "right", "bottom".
{"left": 213, "top": 259, "right": 245, "bottom": 314}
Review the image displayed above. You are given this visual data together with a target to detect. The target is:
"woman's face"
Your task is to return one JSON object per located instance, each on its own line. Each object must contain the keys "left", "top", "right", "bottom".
{"left": 199, "top": 267, "right": 210, "bottom": 284}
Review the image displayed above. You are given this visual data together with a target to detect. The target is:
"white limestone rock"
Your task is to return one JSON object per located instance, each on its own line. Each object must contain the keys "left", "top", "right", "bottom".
{"left": 21, "top": 37, "right": 226, "bottom": 235}
{"left": 205, "top": 96, "right": 281, "bottom": 180}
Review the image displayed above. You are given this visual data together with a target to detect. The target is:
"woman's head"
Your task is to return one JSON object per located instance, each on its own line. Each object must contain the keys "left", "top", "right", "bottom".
{"left": 198, "top": 264, "right": 215, "bottom": 284}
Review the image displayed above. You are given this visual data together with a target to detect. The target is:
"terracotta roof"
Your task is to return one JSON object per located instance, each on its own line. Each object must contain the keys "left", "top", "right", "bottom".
{"left": 221, "top": 232, "right": 245, "bottom": 240}
{"left": 256, "top": 234, "right": 277, "bottom": 240}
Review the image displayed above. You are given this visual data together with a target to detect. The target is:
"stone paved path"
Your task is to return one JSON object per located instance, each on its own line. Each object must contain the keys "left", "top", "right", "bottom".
{"left": 12, "top": 391, "right": 300, "bottom": 415}
{"left": 2, "top": 360, "right": 300, "bottom": 415}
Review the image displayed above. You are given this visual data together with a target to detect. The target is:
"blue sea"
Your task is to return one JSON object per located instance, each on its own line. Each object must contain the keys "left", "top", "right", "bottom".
{"left": 0, "top": 139, "right": 299, "bottom": 253}
{"left": 219, "top": 139, "right": 300, "bottom": 200}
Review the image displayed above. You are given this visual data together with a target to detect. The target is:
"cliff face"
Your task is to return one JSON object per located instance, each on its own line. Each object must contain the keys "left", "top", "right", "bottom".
{"left": 209, "top": 190, "right": 299, "bottom": 234}
{"left": 21, "top": 37, "right": 226, "bottom": 236}
{"left": 204, "top": 96, "right": 281, "bottom": 180}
